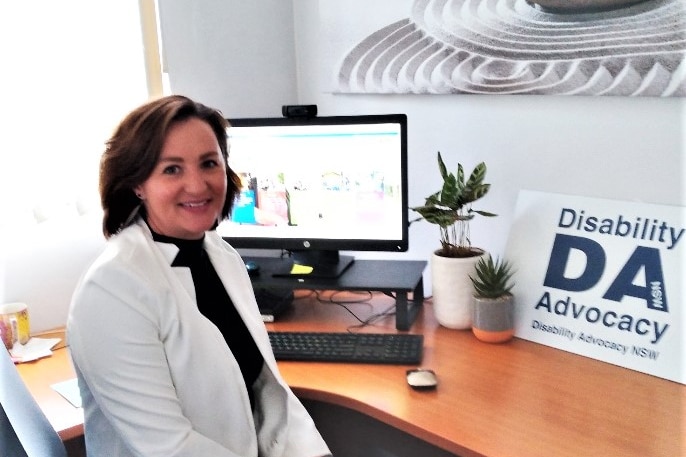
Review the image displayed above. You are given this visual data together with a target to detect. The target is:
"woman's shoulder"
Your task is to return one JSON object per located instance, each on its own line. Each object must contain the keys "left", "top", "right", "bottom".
{"left": 86, "top": 223, "right": 166, "bottom": 284}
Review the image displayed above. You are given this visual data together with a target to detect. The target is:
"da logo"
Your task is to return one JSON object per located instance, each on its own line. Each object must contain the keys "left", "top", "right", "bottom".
{"left": 543, "top": 234, "right": 668, "bottom": 312}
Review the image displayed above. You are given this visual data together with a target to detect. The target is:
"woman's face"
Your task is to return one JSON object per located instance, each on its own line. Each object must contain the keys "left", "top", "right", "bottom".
{"left": 136, "top": 117, "right": 227, "bottom": 240}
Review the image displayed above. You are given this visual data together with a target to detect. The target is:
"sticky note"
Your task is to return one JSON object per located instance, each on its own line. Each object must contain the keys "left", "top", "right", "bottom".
{"left": 290, "top": 264, "right": 313, "bottom": 275}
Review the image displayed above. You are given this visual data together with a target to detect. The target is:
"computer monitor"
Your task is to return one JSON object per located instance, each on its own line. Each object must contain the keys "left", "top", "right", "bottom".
{"left": 217, "top": 113, "right": 408, "bottom": 278}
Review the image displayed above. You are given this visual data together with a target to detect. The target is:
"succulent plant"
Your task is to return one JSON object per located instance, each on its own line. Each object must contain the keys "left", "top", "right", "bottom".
{"left": 470, "top": 255, "right": 514, "bottom": 299}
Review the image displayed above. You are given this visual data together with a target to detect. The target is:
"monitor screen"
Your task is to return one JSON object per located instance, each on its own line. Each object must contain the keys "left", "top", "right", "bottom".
{"left": 217, "top": 113, "right": 408, "bottom": 278}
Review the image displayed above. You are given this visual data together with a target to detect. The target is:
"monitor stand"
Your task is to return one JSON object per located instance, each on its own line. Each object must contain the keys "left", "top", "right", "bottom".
{"left": 243, "top": 256, "right": 427, "bottom": 330}
{"left": 272, "top": 250, "right": 354, "bottom": 279}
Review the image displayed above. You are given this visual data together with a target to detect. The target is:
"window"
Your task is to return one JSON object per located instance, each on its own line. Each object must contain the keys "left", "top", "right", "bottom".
{"left": 0, "top": 1, "right": 161, "bottom": 227}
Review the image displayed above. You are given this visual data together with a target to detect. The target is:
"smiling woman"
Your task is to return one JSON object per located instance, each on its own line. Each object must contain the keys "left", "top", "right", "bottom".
{"left": 0, "top": 2, "right": 156, "bottom": 229}
{"left": 135, "top": 117, "right": 228, "bottom": 240}
{"left": 67, "top": 95, "right": 332, "bottom": 457}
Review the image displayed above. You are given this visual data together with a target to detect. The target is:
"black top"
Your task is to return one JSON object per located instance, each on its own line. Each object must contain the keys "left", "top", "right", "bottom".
{"left": 151, "top": 230, "right": 264, "bottom": 410}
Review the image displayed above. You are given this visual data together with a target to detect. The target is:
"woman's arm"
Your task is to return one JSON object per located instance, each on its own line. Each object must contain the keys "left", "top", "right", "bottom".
{"left": 68, "top": 272, "right": 246, "bottom": 457}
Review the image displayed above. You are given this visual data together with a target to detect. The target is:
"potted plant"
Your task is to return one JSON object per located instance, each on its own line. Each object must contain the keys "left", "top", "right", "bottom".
{"left": 470, "top": 255, "right": 515, "bottom": 343}
{"left": 411, "top": 152, "right": 496, "bottom": 329}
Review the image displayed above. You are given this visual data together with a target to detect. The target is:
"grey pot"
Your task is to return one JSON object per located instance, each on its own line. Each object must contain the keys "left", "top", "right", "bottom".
{"left": 472, "top": 295, "right": 515, "bottom": 343}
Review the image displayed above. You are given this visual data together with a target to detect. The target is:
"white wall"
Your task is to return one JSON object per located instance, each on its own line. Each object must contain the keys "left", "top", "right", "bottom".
{"left": 161, "top": 0, "right": 685, "bottom": 293}
{"left": 158, "top": 0, "right": 298, "bottom": 118}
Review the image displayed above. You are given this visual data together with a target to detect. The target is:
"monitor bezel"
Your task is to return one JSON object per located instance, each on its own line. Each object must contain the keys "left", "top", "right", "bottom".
{"left": 220, "top": 113, "right": 409, "bottom": 256}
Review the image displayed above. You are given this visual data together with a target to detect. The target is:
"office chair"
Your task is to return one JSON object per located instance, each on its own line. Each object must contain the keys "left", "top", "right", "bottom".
{"left": 0, "top": 347, "right": 68, "bottom": 457}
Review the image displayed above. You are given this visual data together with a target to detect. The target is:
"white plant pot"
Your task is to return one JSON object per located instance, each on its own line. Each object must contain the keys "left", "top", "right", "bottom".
{"left": 431, "top": 250, "right": 486, "bottom": 329}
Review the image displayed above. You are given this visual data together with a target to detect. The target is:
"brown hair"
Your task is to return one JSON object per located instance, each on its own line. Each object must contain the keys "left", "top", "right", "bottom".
{"left": 99, "top": 95, "right": 241, "bottom": 237}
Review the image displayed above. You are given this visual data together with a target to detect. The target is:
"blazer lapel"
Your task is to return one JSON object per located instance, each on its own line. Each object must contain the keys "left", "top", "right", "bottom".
{"left": 203, "top": 234, "right": 274, "bottom": 355}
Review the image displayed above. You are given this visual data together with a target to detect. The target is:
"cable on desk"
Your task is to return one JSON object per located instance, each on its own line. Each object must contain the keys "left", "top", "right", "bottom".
{"left": 310, "top": 290, "right": 399, "bottom": 332}
{"left": 346, "top": 303, "right": 397, "bottom": 332}
{"left": 315, "top": 290, "right": 374, "bottom": 323}
{"left": 293, "top": 289, "right": 317, "bottom": 300}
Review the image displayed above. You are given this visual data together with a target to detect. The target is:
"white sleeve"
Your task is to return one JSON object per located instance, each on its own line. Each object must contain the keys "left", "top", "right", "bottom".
{"left": 68, "top": 275, "right": 244, "bottom": 457}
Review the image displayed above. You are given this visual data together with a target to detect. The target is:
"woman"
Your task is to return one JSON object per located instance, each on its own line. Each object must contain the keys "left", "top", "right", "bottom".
{"left": 67, "top": 95, "right": 330, "bottom": 457}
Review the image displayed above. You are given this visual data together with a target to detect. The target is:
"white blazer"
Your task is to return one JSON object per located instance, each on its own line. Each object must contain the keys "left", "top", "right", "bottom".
{"left": 67, "top": 219, "right": 330, "bottom": 457}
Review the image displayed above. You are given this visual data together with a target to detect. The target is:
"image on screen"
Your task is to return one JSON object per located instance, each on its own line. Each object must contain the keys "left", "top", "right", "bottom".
{"left": 217, "top": 114, "right": 408, "bottom": 265}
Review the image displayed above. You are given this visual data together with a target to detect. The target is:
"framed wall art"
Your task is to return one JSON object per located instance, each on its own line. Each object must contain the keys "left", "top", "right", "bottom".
{"left": 323, "top": 0, "right": 686, "bottom": 96}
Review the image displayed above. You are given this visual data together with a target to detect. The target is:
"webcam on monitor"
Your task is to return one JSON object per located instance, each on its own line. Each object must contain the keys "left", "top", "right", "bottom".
{"left": 282, "top": 104, "right": 317, "bottom": 118}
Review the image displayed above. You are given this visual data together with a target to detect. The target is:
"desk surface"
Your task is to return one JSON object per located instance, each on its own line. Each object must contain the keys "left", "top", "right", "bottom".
{"left": 18, "top": 291, "right": 685, "bottom": 457}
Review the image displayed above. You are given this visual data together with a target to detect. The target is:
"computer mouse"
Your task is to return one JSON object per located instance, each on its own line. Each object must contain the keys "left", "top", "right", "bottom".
{"left": 245, "top": 261, "right": 260, "bottom": 276}
{"left": 406, "top": 368, "right": 437, "bottom": 390}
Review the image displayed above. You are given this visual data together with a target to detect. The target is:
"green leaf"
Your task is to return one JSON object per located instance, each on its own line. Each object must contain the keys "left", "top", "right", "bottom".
{"left": 466, "top": 162, "right": 487, "bottom": 187}
{"left": 424, "top": 191, "right": 441, "bottom": 206}
{"left": 437, "top": 152, "right": 448, "bottom": 180}
{"left": 456, "top": 163, "right": 465, "bottom": 195}
{"left": 440, "top": 175, "right": 458, "bottom": 207}
{"left": 469, "top": 255, "right": 515, "bottom": 298}
{"left": 470, "top": 183, "right": 490, "bottom": 201}
{"left": 473, "top": 210, "right": 497, "bottom": 217}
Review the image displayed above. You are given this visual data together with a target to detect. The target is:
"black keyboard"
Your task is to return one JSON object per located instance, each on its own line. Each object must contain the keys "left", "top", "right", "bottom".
{"left": 268, "top": 331, "right": 423, "bottom": 364}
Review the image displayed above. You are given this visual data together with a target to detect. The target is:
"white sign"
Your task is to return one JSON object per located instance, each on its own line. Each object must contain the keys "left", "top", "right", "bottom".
{"left": 505, "top": 190, "right": 685, "bottom": 384}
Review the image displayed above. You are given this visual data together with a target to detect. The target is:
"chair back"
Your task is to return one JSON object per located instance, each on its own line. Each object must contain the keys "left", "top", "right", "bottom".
{"left": 0, "top": 348, "right": 67, "bottom": 457}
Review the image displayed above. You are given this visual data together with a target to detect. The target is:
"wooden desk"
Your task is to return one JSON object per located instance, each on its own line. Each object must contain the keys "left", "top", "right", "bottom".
{"left": 18, "top": 292, "right": 685, "bottom": 457}
{"left": 15, "top": 342, "right": 83, "bottom": 441}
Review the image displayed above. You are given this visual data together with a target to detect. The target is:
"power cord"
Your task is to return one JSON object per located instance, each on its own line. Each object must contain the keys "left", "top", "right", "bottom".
{"left": 307, "top": 290, "right": 399, "bottom": 332}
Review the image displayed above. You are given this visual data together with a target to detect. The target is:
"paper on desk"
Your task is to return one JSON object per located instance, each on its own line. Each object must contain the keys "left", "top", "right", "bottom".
{"left": 9, "top": 337, "right": 61, "bottom": 363}
{"left": 51, "top": 378, "right": 82, "bottom": 408}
